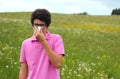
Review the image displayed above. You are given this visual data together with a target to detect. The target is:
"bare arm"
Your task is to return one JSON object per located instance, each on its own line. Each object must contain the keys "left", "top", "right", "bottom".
{"left": 41, "top": 40, "right": 63, "bottom": 68}
{"left": 19, "top": 62, "right": 28, "bottom": 79}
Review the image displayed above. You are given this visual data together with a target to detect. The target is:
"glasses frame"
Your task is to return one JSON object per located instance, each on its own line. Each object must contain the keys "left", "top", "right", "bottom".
{"left": 33, "top": 23, "right": 46, "bottom": 27}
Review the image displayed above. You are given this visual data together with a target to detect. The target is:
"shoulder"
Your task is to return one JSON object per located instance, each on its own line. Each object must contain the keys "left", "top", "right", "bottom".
{"left": 50, "top": 33, "right": 62, "bottom": 39}
{"left": 51, "top": 33, "right": 61, "bottom": 38}
{"left": 21, "top": 37, "right": 32, "bottom": 46}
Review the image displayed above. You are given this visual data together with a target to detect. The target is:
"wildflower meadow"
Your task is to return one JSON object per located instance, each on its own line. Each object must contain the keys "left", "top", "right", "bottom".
{"left": 0, "top": 12, "right": 120, "bottom": 79}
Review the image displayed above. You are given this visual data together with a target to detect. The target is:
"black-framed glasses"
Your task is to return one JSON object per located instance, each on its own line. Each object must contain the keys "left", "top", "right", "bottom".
{"left": 33, "top": 23, "right": 46, "bottom": 27}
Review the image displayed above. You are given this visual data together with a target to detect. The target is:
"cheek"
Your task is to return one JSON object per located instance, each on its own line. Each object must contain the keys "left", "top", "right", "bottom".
{"left": 43, "top": 28, "right": 48, "bottom": 34}
{"left": 43, "top": 28, "right": 47, "bottom": 32}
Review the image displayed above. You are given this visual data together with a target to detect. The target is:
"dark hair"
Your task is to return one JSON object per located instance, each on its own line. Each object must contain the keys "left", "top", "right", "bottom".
{"left": 31, "top": 9, "right": 51, "bottom": 27}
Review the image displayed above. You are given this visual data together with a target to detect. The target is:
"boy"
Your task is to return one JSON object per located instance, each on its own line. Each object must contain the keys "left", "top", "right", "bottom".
{"left": 19, "top": 9, "right": 65, "bottom": 79}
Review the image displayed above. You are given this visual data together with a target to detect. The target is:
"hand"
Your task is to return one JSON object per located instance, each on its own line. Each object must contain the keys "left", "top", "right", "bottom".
{"left": 33, "top": 26, "right": 46, "bottom": 42}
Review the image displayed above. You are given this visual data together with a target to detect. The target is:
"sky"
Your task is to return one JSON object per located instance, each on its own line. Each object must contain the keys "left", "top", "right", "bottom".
{"left": 0, "top": 0, "right": 120, "bottom": 15}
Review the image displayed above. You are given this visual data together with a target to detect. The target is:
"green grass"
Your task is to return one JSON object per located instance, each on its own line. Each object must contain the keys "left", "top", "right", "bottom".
{"left": 0, "top": 12, "right": 120, "bottom": 79}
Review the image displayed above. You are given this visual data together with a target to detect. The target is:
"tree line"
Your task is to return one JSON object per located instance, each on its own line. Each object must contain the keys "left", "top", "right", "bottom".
{"left": 74, "top": 12, "right": 88, "bottom": 15}
{"left": 111, "top": 8, "right": 120, "bottom": 15}
{"left": 73, "top": 8, "right": 120, "bottom": 15}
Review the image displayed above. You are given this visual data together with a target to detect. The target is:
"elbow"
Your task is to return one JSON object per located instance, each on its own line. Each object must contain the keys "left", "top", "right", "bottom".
{"left": 53, "top": 55, "right": 64, "bottom": 68}
{"left": 55, "top": 62, "right": 62, "bottom": 69}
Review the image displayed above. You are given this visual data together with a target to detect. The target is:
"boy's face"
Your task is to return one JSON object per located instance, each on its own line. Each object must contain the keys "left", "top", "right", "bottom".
{"left": 33, "top": 19, "right": 47, "bottom": 34}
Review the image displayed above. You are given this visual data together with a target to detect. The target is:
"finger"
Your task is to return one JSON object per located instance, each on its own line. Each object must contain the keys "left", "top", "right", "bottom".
{"left": 35, "top": 26, "right": 38, "bottom": 30}
{"left": 40, "top": 29, "right": 43, "bottom": 34}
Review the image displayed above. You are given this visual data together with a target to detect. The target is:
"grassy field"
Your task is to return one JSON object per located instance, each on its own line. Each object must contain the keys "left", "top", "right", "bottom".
{"left": 0, "top": 12, "right": 120, "bottom": 79}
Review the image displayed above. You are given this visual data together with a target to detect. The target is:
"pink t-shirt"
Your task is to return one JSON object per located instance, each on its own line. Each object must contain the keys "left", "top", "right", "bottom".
{"left": 20, "top": 31, "right": 65, "bottom": 79}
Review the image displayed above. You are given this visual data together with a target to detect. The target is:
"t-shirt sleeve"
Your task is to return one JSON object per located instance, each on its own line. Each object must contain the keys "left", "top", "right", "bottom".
{"left": 53, "top": 34, "right": 65, "bottom": 55}
{"left": 19, "top": 42, "right": 26, "bottom": 62}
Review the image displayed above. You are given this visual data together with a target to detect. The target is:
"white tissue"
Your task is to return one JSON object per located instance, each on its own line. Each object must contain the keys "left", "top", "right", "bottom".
{"left": 38, "top": 26, "right": 42, "bottom": 31}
